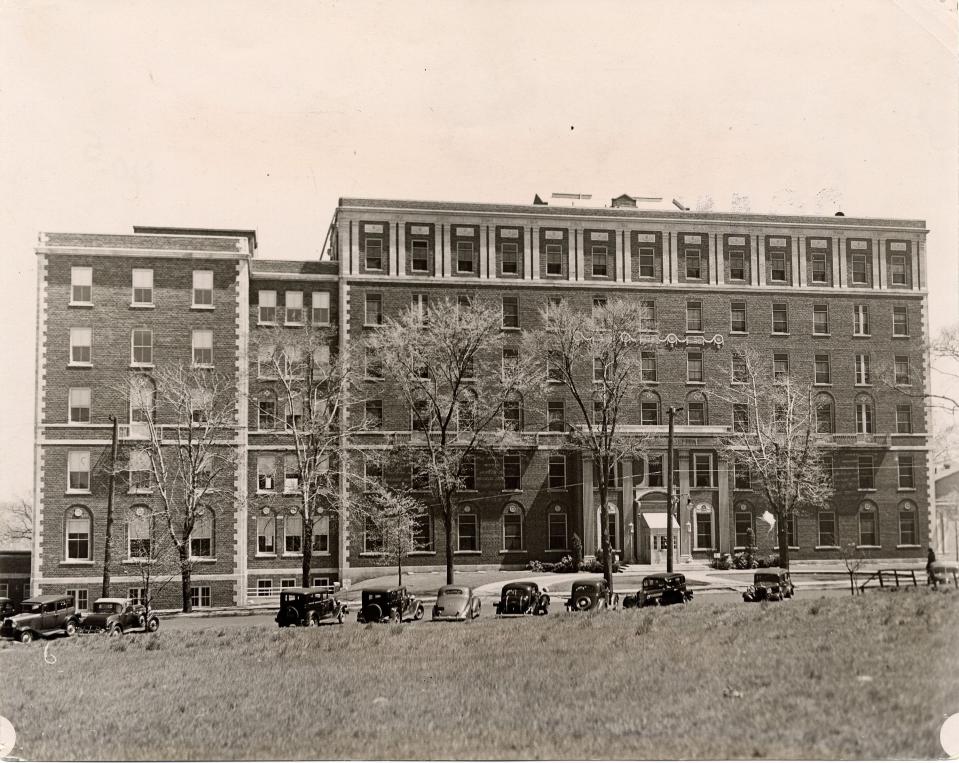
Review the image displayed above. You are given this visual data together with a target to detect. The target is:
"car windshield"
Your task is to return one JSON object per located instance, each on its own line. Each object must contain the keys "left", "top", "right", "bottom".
{"left": 643, "top": 579, "right": 664, "bottom": 590}
{"left": 756, "top": 576, "right": 779, "bottom": 584}
{"left": 22, "top": 602, "right": 43, "bottom": 613}
{"left": 94, "top": 602, "right": 122, "bottom": 614}
{"left": 280, "top": 593, "right": 303, "bottom": 603}
{"left": 572, "top": 584, "right": 596, "bottom": 596}
{"left": 365, "top": 591, "right": 390, "bottom": 603}
{"left": 441, "top": 588, "right": 465, "bottom": 597}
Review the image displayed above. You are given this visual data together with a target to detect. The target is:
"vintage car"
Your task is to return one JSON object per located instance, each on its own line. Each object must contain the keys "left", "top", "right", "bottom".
{"left": 495, "top": 581, "right": 550, "bottom": 616}
{"left": 431, "top": 585, "right": 481, "bottom": 621}
{"left": 356, "top": 586, "right": 424, "bottom": 624}
{"left": 77, "top": 598, "right": 160, "bottom": 635}
{"left": 0, "top": 594, "right": 80, "bottom": 643}
{"left": 0, "top": 598, "right": 15, "bottom": 620}
{"left": 565, "top": 578, "right": 618, "bottom": 612}
{"left": 622, "top": 573, "right": 694, "bottom": 608}
{"left": 743, "top": 569, "right": 795, "bottom": 602}
{"left": 276, "top": 586, "right": 348, "bottom": 627}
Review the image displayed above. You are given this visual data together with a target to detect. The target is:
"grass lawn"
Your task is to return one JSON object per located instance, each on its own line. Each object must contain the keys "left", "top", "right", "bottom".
{"left": 1, "top": 588, "right": 956, "bottom": 760}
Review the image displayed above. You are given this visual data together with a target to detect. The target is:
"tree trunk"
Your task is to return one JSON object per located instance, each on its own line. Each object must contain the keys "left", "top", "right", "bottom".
{"left": 302, "top": 520, "right": 313, "bottom": 588}
{"left": 848, "top": 571, "right": 856, "bottom": 596}
{"left": 598, "top": 471, "right": 613, "bottom": 593}
{"left": 444, "top": 508, "right": 454, "bottom": 585}
{"left": 777, "top": 508, "right": 790, "bottom": 570}
{"left": 180, "top": 546, "right": 192, "bottom": 613}
{"left": 398, "top": 553, "right": 403, "bottom": 587}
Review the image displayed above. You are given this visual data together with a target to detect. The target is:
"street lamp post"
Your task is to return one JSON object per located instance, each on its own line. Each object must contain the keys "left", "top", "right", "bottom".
{"left": 666, "top": 406, "right": 682, "bottom": 573}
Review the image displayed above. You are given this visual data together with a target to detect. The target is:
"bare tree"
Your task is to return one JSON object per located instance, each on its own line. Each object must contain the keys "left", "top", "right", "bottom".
{"left": 129, "top": 364, "right": 241, "bottom": 612}
{"left": 364, "top": 296, "right": 542, "bottom": 585}
{"left": 839, "top": 541, "right": 865, "bottom": 596}
{"left": 110, "top": 503, "right": 180, "bottom": 613}
{"left": 0, "top": 497, "right": 32, "bottom": 546}
{"left": 351, "top": 482, "right": 428, "bottom": 587}
{"left": 523, "top": 297, "right": 654, "bottom": 593}
{"left": 716, "top": 348, "right": 833, "bottom": 570}
{"left": 252, "top": 324, "right": 365, "bottom": 587}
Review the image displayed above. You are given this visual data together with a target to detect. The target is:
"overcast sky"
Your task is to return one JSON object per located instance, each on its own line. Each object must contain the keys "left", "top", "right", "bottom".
{"left": 0, "top": 0, "right": 956, "bottom": 502}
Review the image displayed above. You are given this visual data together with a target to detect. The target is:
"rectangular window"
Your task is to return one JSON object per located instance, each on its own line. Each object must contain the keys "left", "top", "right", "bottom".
{"left": 813, "top": 304, "right": 829, "bottom": 335}
{"left": 894, "top": 356, "right": 910, "bottom": 385}
{"left": 548, "top": 455, "right": 566, "bottom": 490}
{"left": 890, "top": 255, "right": 907, "bottom": 285}
{"left": 591, "top": 245, "right": 608, "bottom": 277}
{"left": 365, "top": 399, "right": 383, "bottom": 429}
{"left": 592, "top": 356, "right": 605, "bottom": 384}
{"left": 641, "top": 351, "right": 657, "bottom": 382}
{"left": 190, "top": 586, "right": 212, "bottom": 609}
{"left": 851, "top": 254, "right": 868, "bottom": 284}
{"left": 734, "top": 459, "right": 751, "bottom": 489}
{"left": 687, "top": 402, "right": 705, "bottom": 427}
{"left": 769, "top": 251, "right": 786, "bottom": 281}
{"left": 692, "top": 453, "right": 713, "bottom": 488}
{"left": 687, "top": 350, "right": 704, "bottom": 383}
{"left": 457, "top": 241, "right": 475, "bottom": 273}
{"left": 731, "top": 353, "right": 747, "bottom": 384}
{"left": 859, "top": 507, "right": 878, "bottom": 546}
{"left": 502, "top": 297, "right": 519, "bottom": 329}
{"left": 71, "top": 267, "right": 92, "bottom": 304}
{"left": 685, "top": 249, "right": 701, "bottom": 279}
{"left": 66, "top": 515, "right": 90, "bottom": 560}
{"left": 896, "top": 405, "right": 913, "bottom": 434}
{"left": 729, "top": 251, "right": 745, "bottom": 281}
{"left": 545, "top": 244, "right": 563, "bottom": 275}
{"left": 853, "top": 305, "right": 869, "bottom": 336}
{"left": 365, "top": 294, "right": 382, "bottom": 326}
{"left": 730, "top": 302, "right": 746, "bottom": 333}
{"left": 284, "top": 455, "right": 300, "bottom": 493}
{"left": 192, "top": 270, "right": 213, "bottom": 307}
{"left": 503, "top": 398, "right": 522, "bottom": 431}
{"left": 643, "top": 455, "right": 663, "bottom": 488}
{"left": 284, "top": 515, "right": 303, "bottom": 554}
{"left": 686, "top": 301, "right": 703, "bottom": 333}
{"left": 68, "top": 450, "right": 91, "bottom": 492}
{"left": 810, "top": 253, "right": 827, "bottom": 283}
{"left": 502, "top": 347, "right": 518, "bottom": 381}
{"left": 893, "top": 306, "right": 909, "bottom": 337}
{"left": 548, "top": 512, "right": 568, "bottom": 550}
{"left": 410, "top": 240, "right": 429, "bottom": 272}
{"left": 412, "top": 512, "right": 433, "bottom": 552}
{"left": 256, "top": 456, "right": 276, "bottom": 492}
{"left": 285, "top": 291, "right": 304, "bottom": 324}
{"left": 255, "top": 395, "right": 277, "bottom": 431}
{"left": 785, "top": 513, "right": 798, "bottom": 548}
{"left": 547, "top": 401, "right": 565, "bottom": 431}
{"left": 312, "top": 292, "right": 330, "bottom": 325}
{"left": 773, "top": 353, "right": 789, "bottom": 382}
{"left": 365, "top": 238, "right": 383, "bottom": 270}
{"left": 638, "top": 247, "right": 655, "bottom": 278}
{"left": 69, "top": 387, "right": 91, "bottom": 424}
{"left": 313, "top": 516, "right": 330, "bottom": 553}
{"left": 816, "top": 399, "right": 834, "bottom": 434}
{"left": 192, "top": 330, "right": 213, "bottom": 367}
{"left": 503, "top": 455, "right": 522, "bottom": 491}
{"left": 66, "top": 588, "right": 89, "bottom": 612}
{"left": 856, "top": 401, "right": 874, "bottom": 434}
{"left": 640, "top": 301, "right": 656, "bottom": 333}
{"left": 858, "top": 455, "right": 875, "bottom": 490}
{"left": 190, "top": 514, "right": 213, "bottom": 558}
{"left": 733, "top": 404, "right": 748, "bottom": 433}
{"left": 257, "top": 515, "right": 275, "bottom": 554}
{"left": 365, "top": 347, "right": 383, "bottom": 380}
{"left": 898, "top": 455, "right": 915, "bottom": 489}
{"left": 899, "top": 506, "right": 917, "bottom": 545}
{"left": 259, "top": 290, "right": 277, "bottom": 324}
{"left": 695, "top": 509, "right": 712, "bottom": 550}
{"left": 131, "top": 328, "right": 152, "bottom": 366}
{"left": 814, "top": 354, "right": 831, "bottom": 385}
{"left": 459, "top": 458, "right": 476, "bottom": 491}
{"left": 641, "top": 400, "right": 660, "bottom": 426}
{"left": 128, "top": 450, "right": 151, "bottom": 493}
{"left": 818, "top": 512, "right": 836, "bottom": 547}
{"left": 501, "top": 242, "right": 518, "bottom": 274}
{"left": 503, "top": 513, "right": 523, "bottom": 551}
{"left": 592, "top": 296, "right": 608, "bottom": 320}
{"left": 411, "top": 293, "right": 429, "bottom": 325}
{"left": 70, "top": 327, "right": 92, "bottom": 365}
{"left": 771, "top": 303, "right": 788, "bottom": 334}
{"left": 855, "top": 354, "right": 871, "bottom": 385}
{"left": 132, "top": 269, "right": 154, "bottom": 305}
{"left": 735, "top": 512, "right": 753, "bottom": 548}
{"left": 458, "top": 514, "right": 478, "bottom": 552}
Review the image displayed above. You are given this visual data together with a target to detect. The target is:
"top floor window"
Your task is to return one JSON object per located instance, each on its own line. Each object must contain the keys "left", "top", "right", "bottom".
{"left": 410, "top": 240, "right": 429, "bottom": 272}
{"left": 545, "top": 243, "right": 563, "bottom": 275}
{"left": 810, "top": 252, "right": 828, "bottom": 283}
{"left": 192, "top": 271, "right": 213, "bottom": 307}
{"left": 457, "top": 241, "right": 475, "bottom": 274}
{"left": 769, "top": 251, "right": 787, "bottom": 282}
{"left": 638, "top": 247, "right": 655, "bottom": 278}
{"left": 501, "top": 242, "right": 518, "bottom": 275}
{"left": 259, "top": 290, "right": 276, "bottom": 324}
{"left": 591, "top": 245, "right": 608, "bottom": 277}
{"left": 132, "top": 269, "right": 154, "bottom": 306}
{"left": 285, "top": 291, "right": 304, "bottom": 324}
{"left": 851, "top": 253, "right": 869, "bottom": 284}
{"left": 365, "top": 238, "right": 383, "bottom": 270}
{"left": 71, "top": 267, "right": 92, "bottom": 305}
{"left": 890, "top": 255, "right": 907, "bottom": 285}
{"left": 685, "top": 249, "right": 702, "bottom": 279}
{"left": 729, "top": 251, "right": 745, "bottom": 281}
{"left": 312, "top": 292, "right": 330, "bottom": 325}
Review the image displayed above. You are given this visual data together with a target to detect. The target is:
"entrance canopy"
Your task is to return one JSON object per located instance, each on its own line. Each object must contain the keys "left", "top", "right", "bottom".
{"left": 640, "top": 513, "right": 678, "bottom": 530}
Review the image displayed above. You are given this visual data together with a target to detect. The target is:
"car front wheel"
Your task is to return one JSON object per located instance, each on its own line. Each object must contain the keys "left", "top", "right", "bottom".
{"left": 146, "top": 617, "right": 160, "bottom": 633}
{"left": 64, "top": 620, "right": 77, "bottom": 637}
{"left": 19, "top": 630, "right": 34, "bottom": 644}
{"left": 108, "top": 625, "right": 122, "bottom": 637}
{"left": 414, "top": 605, "right": 424, "bottom": 621}
{"left": 576, "top": 596, "right": 592, "bottom": 611}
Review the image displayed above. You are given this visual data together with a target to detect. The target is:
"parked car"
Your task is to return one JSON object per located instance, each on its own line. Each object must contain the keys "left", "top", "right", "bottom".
{"left": 276, "top": 586, "right": 348, "bottom": 627}
{"left": 77, "top": 598, "right": 160, "bottom": 635}
{"left": 431, "top": 585, "right": 481, "bottom": 621}
{"left": 356, "top": 586, "right": 424, "bottom": 624}
{"left": 622, "top": 573, "right": 693, "bottom": 608}
{"left": 743, "top": 569, "right": 795, "bottom": 602}
{"left": 0, "top": 594, "right": 80, "bottom": 643}
{"left": 565, "top": 578, "right": 618, "bottom": 612}
{"left": 495, "top": 582, "right": 550, "bottom": 616}
{"left": 0, "top": 598, "right": 15, "bottom": 620}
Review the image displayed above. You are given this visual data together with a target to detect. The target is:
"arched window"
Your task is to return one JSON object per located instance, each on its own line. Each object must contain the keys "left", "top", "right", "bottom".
{"left": 256, "top": 509, "right": 276, "bottom": 555}
{"left": 363, "top": 515, "right": 382, "bottom": 554}
{"left": 734, "top": 502, "right": 754, "bottom": 548}
{"left": 640, "top": 390, "right": 661, "bottom": 426}
{"left": 190, "top": 508, "right": 215, "bottom": 559}
{"left": 898, "top": 501, "right": 917, "bottom": 546}
{"left": 686, "top": 390, "right": 708, "bottom": 426}
{"left": 127, "top": 506, "right": 153, "bottom": 560}
{"left": 547, "top": 504, "right": 568, "bottom": 551}
{"left": 858, "top": 500, "right": 879, "bottom": 546}
{"left": 257, "top": 390, "right": 276, "bottom": 431}
{"left": 693, "top": 502, "right": 714, "bottom": 551}
{"left": 65, "top": 506, "right": 92, "bottom": 561}
{"left": 283, "top": 509, "right": 303, "bottom": 555}
{"left": 457, "top": 504, "right": 479, "bottom": 552}
{"left": 815, "top": 393, "right": 835, "bottom": 434}
{"left": 855, "top": 394, "right": 874, "bottom": 435}
{"left": 412, "top": 509, "right": 433, "bottom": 552}
{"left": 502, "top": 502, "right": 524, "bottom": 551}
{"left": 818, "top": 509, "right": 837, "bottom": 547}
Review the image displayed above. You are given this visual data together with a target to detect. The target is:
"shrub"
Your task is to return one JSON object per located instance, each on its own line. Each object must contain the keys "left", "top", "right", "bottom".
{"left": 732, "top": 551, "right": 759, "bottom": 570}
{"left": 552, "top": 555, "right": 575, "bottom": 573}
{"left": 571, "top": 533, "right": 584, "bottom": 569}
{"left": 765, "top": 554, "right": 781, "bottom": 567}
{"left": 711, "top": 554, "right": 732, "bottom": 570}
{"left": 527, "top": 560, "right": 544, "bottom": 572}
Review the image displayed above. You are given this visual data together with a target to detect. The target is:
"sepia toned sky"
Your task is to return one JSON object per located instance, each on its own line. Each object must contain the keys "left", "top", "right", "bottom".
{"left": 0, "top": 0, "right": 956, "bottom": 502}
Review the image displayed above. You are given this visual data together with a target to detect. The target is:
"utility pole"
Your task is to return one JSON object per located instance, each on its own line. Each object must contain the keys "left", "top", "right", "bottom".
{"left": 666, "top": 406, "right": 681, "bottom": 573}
{"left": 101, "top": 415, "right": 119, "bottom": 598}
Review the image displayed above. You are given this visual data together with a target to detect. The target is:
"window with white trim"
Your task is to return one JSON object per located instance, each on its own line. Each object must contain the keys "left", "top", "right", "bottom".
{"left": 132, "top": 269, "right": 154, "bottom": 305}
{"left": 192, "top": 329, "right": 213, "bottom": 367}
{"left": 810, "top": 253, "right": 827, "bottom": 283}
{"left": 256, "top": 455, "right": 276, "bottom": 493}
{"left": 284, "top": 514, "right": 303, "bottom": 554}
{"left": 641, "top": 351, "right": 657, "bottom": 382}
{"left": 65, "top": 588, "right": 89, "bottom": 611}
{"left": 853, "top": 305, "right": 869, "bottom": 336}
{"left": 68, "top": 450, "right": 91, "bottom": 492}
{"left": 128, "top": 450, "right": 151, "bottom": 493}
{"left": 851, "top": 254, "right": 869, "bottom": 284}
{"left": 70, "top": 327, "right": 92, "bottom": 365}
{"left": 856, "top": 398, "right": 874, "bottom": 434}
{"left": 365, "top": 294, "right": 383, "bottom": 326}
{"left": 503, "top": 454, "right": 522, "bottom": 491}
{"left": 591, "top": 245, "right": 608, "bottom": 277}
{"left": 694, "top": 505, "right": 713, "bottom": 550}
{"left": 685, "top": 249, "right": 702, "bottom": 279}
{"left": 858, "top": 501, "right": 878, "bottom": 546}
{"left": 501, "top": 242, "right": 519, "bottom": 275}
{"left": 410, "top": 240, "right": 429, "bottom": 272}
{"left": 128, "top": 588, "right": 146, "bottom": 606}
{"left": 547, "top": 507, "right": 568, "bottom": 550}
{"left": 71, "top": 267, "right": 92, "bottom": 304}
{"left": 190, "top": 511, "right": 214, "bottom": 558}
{"left": 312, "top": 515, "right": 330, "bottom": 554}
{"left": 284, "top": 455, "right": 300, "bottom": 493}
{"left": 730, "top": 302, "right": 747, "bottom": 333}
{"left": 773, "top": 353, "right": 789, "bottom": 382}
{"left": 896, "top": 405, "right": 913, "bottom": 434}
{"left": 128, "top": 509, "right": 152, "bottom": 559}
{"left": 192, "top": 270, "right": 213, "bottom": 307}
{"left": 858, "top": 455, "right": 875, "bottom": 490}
{"left": 890, "top": 255, "right": 907, "bottom": 285}
{"left": 457, "top": 509, "right": 479, "bottom": 551}
{"left": 259, "top": 290, "right": 277, "bottom": 324}
{"left": 285, "top": 291, "right": 304, "bottom": 324}
{"left": 502, "top": 504, "right": 524, "bottom": 551}
{"left": 818, "top": 511, "right": 836, "bottom": 547}
{"left": 899, "top": 501, "right": 917, "bottom": 545}
{"left": 854, "top": 354, "right": 871, "bottom": 385}
{"left": 813, "top": 304, "right": 829, "bottom": 335}
{"left": 365, "top": 237, "right": 383, "bottom": 270}
{"left": 457, "top": 241, "right": 475, "bottom": 273}
{"left": 898, "top": 454, "right": 915, "bottom": 489}
{"left": 131, "top": 328, "right": 153, "bottom": 367}
{"left": 548, "top": 455, "right": 566, "bottom": 490}
{"left": 687, "top": 350, "right": 704, "bottom": 383}
{"left": 692, "top": 453, "right": 713, "bottom": 488}
{"left": 815, "top": 354, "right": 831, "bottom": 385}
{"left": 734, "top": 509, "right": 753, "bottom": 548}
{"left": 312, "top": 292, "right": 330, "bottom": 325}
{"left": 190, "top": 586, "right": 211, "bottom": 608}
{"left": 892, "top": 306, "right": 909, "bottom": 337}
{"left": 771, "top": 303, "right": 788, "bottom": 334}
{"left": 256, "top": 514, "right": 276, "bottom": 554}
{"left": 545, "top": 244, "right": 563, "bottom": 275}
{"left": 69, "top": 387, "right": 91, "bottom": 424}
{"left": 65, "top": 508, "right": 91, "bottom": 560}
{"left": 686, "top": 301, "right": 703, "bottom": 333}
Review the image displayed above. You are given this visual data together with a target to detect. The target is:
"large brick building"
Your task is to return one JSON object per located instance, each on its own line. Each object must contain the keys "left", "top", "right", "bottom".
{"left": 31, "top": 196, "right": 933, "bottom": 606}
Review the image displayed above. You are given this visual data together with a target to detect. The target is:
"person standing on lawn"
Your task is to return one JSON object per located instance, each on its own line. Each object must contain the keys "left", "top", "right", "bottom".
{"left": 926, "top": 547, "right": 937, "bottom": 587}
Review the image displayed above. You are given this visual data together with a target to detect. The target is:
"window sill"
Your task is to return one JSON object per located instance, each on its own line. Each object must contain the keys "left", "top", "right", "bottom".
{"left": 729, "top": 331, "right": 748, "bottom": 336}
{"left": 285, "top": 322, "right": 304, "bottom": 328}
{"left": 189, "top": 557, "right": 217, "bottom": 563}
{"left": 501, "top": 489, "right": 523, "bottom": 494}
{"left": 60, "top": 560, "right": 95, "bottom": 566}
{"left": 892, "top": 335, "right": 910, "bottom": 339}
{"left": 257, "top": 321, "right": 277, "bottom": 327}
{"left": 858, "top": 488, "right": 877, "bottom": 493}
{"left": 123, "top": 558, "right": 154, "bottom": 564}
{"left": 897, "top": 544, "right": 921, "bottom": 549}
{"left": 852, "top": 334, "right": 872, "bottom": 339}
{"left": 191, "top": 304, "right": 214, "bottom": 311}
{"left": 686, "top": 381, "right": 706, "bottom": 386}
{"left": 65, "top": 490, "right": 92, "bottom": 496}
{"left": 853, "top": 384, "right": 873, "bottom": 388}
{"left": 856, "top": 545, "right": 881, "bottom": 550}
{"left": 68, "top": 301, "right": 94, "bottom": 308}
{"left": 500, "top": 549, "right": 528, "bottom": 554}
{"left": 813, "top": 383, "right": 833, "bottom": 387}
{"left": 408, "top": 551, "right": 437, "bottom": 556}
{"left": 254, "top": 553, "right": 277, "bottom": 558}
{"left": 897, "top": 487, "right": 916, "bottom": 492}
{"left": 127, "top": 490, "right": 153, "bottom": 496}
{"left": 454, "top": 551, "right": 482, "bottom": 556}
{"left": 130, "top": 303, "right": 156, "bottom": 309}
{"left": 363, "top": 324, "right": 383, "bottom": 329}
{"left": 68, "top": 362, "right": 92, "bottom": 369}
{"left": 312, "top": 550, "right": 331, "bottom": 556}
{"left": 815, "top": 546, "right": 839, "bottom": 551}
{"left": 813, "top": 332, "right": 831, "bottom": 337}
{"left": 685, "top": 330, "right": 704, "bottom": 335}
{"left": 547, "top": 488, "right": 568, "bottom": 493}
{"left": 546, "top": 548, "right": 572, "bottom": 553}
{"left": 193, "top": 364, "right": 215, "bottom": 370}
{"left": 131, "top": 364, "right": 155, "bottom": 370}
{"left": 771, "top": 332, "right": 790, "bottom": 337}
{"left": 282, "top": 553, "right": 304, "bottom": 558}
{"left": 501, "top": 326, "right": 521, "bottom": 332}
{"left": 544, "top": 272, "right": 565, "bottom": 278}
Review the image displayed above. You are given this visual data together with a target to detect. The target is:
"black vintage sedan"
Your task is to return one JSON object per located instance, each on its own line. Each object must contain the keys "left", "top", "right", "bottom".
{"left": 622, "top": 573, "right": 693, "bottom": 608}
{"left": 743, "top": 569, "right": 794, "bottom": 602}
{"left": 276, "top": 586, "right": 348, "bottom": 627}
{"left": 565, "top": 578, "right": 618, "bottom": 612}
{"left": 356, "top": 586, "right": 425, "bottom": 624}
{"left": 77, "top": 598, "right": 160, "bottom": 635}
{"left": 495, "top": 582, "right": 550, "bottom": 617}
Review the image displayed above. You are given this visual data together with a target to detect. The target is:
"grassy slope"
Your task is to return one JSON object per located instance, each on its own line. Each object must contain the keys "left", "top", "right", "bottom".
{"left": 1, "top": 589, "right": 956, "bottom": 760}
